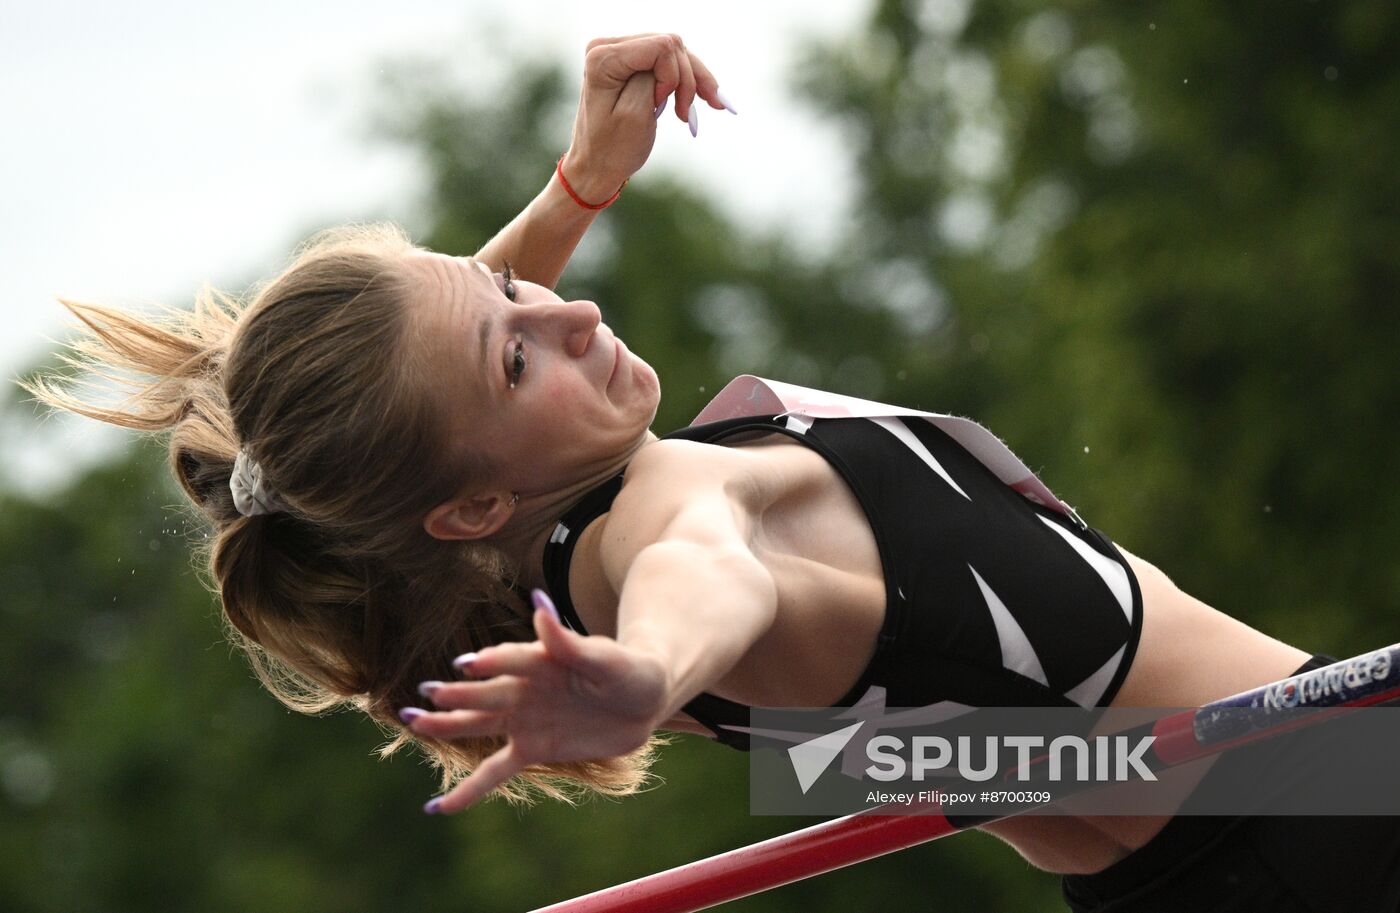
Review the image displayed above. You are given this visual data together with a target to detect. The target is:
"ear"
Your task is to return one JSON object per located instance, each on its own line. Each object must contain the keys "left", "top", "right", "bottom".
{"left": 423, "top": 490, "right": 516, "bottom": 541}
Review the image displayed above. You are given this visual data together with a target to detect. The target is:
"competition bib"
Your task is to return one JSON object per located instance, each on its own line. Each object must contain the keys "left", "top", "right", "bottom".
{"left": 692, "top": 375, "right": 1084, "bottom": 527}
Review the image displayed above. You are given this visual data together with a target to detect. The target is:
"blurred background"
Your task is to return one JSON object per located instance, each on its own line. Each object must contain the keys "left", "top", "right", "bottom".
{"left": 3, "top": 1, "right": 1398, "bottom": 910}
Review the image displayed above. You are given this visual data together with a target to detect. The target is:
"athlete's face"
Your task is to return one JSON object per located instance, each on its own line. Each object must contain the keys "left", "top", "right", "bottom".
{"left": 407, "top": 251, "right": 660, "bottom": 497}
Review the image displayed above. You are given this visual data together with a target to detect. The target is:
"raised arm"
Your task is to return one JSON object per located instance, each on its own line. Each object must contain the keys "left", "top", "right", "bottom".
{"left": 473, "top": 33, "right": 728, "bottom": 289}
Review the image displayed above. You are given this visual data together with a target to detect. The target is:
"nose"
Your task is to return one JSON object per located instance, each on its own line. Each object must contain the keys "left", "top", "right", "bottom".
{"left": 536, "top": 298, "right": 602, "bottom": 358}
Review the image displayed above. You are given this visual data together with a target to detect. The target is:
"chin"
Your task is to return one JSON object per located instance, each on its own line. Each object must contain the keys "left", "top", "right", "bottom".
{"left": 638, "top": 363, "right": 662, "bottom": 412}
{"left": 624, "top": 352, "right": 658, "bottom": 393}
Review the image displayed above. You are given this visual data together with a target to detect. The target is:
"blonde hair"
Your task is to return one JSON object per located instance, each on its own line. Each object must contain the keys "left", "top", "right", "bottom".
{"left": 19, "top": 222, "right": 660, "bottom": 802}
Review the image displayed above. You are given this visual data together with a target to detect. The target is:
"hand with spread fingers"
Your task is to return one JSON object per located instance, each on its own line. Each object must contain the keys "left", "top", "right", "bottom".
{"left": 401, "top": 590, "right": 670, "bottom": 815}
{"left": 562, "top": 32, "right": 737, "bottom": 205}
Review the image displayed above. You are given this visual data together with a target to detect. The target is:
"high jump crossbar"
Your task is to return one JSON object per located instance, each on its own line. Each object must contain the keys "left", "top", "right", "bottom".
{"left": 532, "top": 644, "right": 1400, "bottom": 913}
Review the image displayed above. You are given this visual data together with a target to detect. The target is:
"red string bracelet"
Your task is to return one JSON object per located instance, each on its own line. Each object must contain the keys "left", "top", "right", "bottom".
{"left": 556, "top": 155, "right": 627, "bottom": 210}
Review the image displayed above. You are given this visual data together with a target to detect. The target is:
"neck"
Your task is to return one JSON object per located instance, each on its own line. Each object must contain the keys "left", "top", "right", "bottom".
{"left": 490, "top": 430, "right": 659, "bottom": 596}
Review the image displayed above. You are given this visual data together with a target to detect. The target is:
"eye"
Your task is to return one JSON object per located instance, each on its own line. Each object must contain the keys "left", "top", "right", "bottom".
{"left": 501, "top": 261, "right": 518, "bottom": 303}
{"left": 509, "top": 339, "right": 526, "bottom": 389}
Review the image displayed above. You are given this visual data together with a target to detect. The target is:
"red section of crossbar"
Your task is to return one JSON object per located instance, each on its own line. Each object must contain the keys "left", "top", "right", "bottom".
{"left": 1149, "top": 709, "right": 1203, "bottom": 765}
{"left": 532, "top": 645, "right": 1400, "bottom": 913}
{"left": 532, "top": 808, "right": 957, "bottom": 913}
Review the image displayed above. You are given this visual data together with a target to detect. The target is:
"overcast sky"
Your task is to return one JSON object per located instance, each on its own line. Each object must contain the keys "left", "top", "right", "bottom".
{"left": 0, "top": 2, "right": 868, "bottom": 821}
{"left": 1, "top": 0, "right": 868, "bottom": 496}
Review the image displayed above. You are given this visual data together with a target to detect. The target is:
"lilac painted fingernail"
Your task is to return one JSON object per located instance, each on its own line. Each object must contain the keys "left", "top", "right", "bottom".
{"left": 418, "top": 680, "right": 444, "bottom": 699}
{"left": 532, "top": 588, "right": 561, "bottom": 623}
{"left": 423, "top": 797, "right": 443, "bottom": 815}
{"left": 687, "top": 104, "right": 699, "bottom": 137}
{"left": 654, "top": 101, "right": 666, "bottom": 119}
{"left": 398, "top": 707, "right": 426, "bottom": 724}
{"left": 452, "top": 652, "right": 478, "bottom": 672}
{"left": 716, "top": 89, "right": 738, "bottom": 115}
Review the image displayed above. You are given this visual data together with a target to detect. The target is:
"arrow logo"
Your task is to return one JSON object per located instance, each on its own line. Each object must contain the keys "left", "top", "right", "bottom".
{"left": 788, "top": 721, "right": 865, "bottom": 794}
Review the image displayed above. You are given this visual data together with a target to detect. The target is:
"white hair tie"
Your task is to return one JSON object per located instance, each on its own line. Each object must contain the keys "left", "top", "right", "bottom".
{"left": 230, "top": 448, "right": 289, "bottom": 517}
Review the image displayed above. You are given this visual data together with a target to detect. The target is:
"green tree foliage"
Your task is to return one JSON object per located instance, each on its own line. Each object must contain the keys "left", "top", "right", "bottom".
{"left": 2, "top": 2, "right": 1396, "bottom": 909}
{"left": 795, "top": 0, "right": 1400, "bottom": 657}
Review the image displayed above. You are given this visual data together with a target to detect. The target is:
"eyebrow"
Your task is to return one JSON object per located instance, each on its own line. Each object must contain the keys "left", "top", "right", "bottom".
{"left": 478, "top": 302, "right": 494, "bottom": 396}
{"left": 461, "top": 257, "right": 496, "bottom": 397}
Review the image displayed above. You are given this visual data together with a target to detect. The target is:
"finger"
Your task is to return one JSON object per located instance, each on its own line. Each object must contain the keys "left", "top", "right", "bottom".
{"left": 617, "top": 69, "right": 657, "bottom": 117}
{"left": 593, "top": 34, "right": 676, "bottom": 107}
{"left": 586, "top": 34, "right": 679, "bottom": 94}
{"left": 531, "top": 590, "right": 585, "bottom": 665}
{"left": 650, "top": 41, "right": 682, "bottom": 107}
{"left": 403, "top": 707, "right": 502, "bottom": 740}
{"left": 454, "top": 640, "right": 544, "bottom": 678}
{"left": 424, "top": 677, "right": 522, "bottom": 712}
{"left": 586, "top": 35, "right": 626, "bottom": 53}
{"left": 428, "top": 744, "right": 525, "bottom": 814}
{"left": 585, "top": 32, "right": 666, "bottom": 52}
{"left": 673, "top": 39, "right": 698, "bottom": 122}
{"left": 686, "top": 51, "right": 728, "bottom": 112}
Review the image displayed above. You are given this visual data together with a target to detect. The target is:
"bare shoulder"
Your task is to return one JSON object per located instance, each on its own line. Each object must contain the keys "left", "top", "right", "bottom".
{"left": 617, "top": 438, "right": 764, "bottom": 513}
{"left": 623, "top": 437, "right": 756, "bottom": 486}
{"left": 595, "top": 439, "right": 764, "bottom": 593}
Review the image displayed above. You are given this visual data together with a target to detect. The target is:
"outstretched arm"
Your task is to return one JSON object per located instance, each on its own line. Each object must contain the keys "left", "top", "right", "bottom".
{"left": 405, "top": 451, "right": 777, "bottom": 813}
{"left": 473, "top": 33, "right": 727, "bottom": 289}
{"left": 606, "top": 494, "right": 779, "bottom": 724}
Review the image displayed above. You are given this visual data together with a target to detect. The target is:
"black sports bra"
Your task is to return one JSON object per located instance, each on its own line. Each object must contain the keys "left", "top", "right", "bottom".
{"left": 541, "top": 413, "right": 1142, "bottom": 751}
